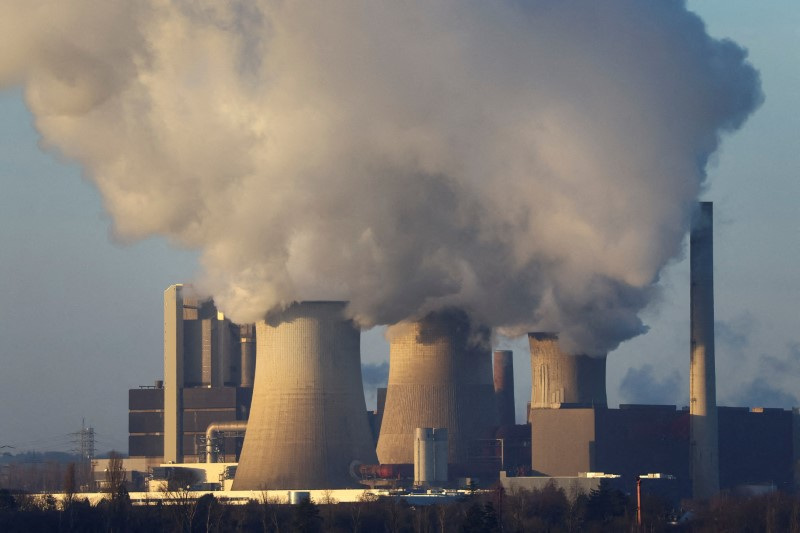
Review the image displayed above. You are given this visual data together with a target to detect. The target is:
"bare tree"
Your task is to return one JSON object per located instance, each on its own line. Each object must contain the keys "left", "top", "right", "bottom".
{"left": 63, "top": 463, "right": 76, "bottom": 507}
{"left": 258, "top": 489, "right": 283, "bottom": 533}
{"left": 350, "top": 490, "right": 377, "bottom": 533}
{"left": 435, "top": 504, "right": 450, "bottom": 533}
{"left": 320, "top": 488, "right": 338, "bottom": 527}
{"left": 161, "top": 470, "right": 199, "bottom": 533}
{"left": 105, "top": 451, "right": 126, "bottom": 496}
{"left": 63, "top": 463, "right": 77, "bottom": 531}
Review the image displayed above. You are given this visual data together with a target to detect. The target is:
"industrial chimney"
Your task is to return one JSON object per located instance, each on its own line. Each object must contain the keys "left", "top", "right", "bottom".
{"left": 376, "top": 310, "right": 496, "bottom": 466}
{"left": 493, "top": 350, "right": 516, "bottom": 426}
{"left": 528, "top": 333, "right": 607, "bottom": 409}
{"left": 238, "top": 323, "right": 256, "bottom": 387}
{"left": 690, "top": 201, "right": 720, "bottom": 499}
{"left": 232, "top": 301, "right": 378, "bottom": 489}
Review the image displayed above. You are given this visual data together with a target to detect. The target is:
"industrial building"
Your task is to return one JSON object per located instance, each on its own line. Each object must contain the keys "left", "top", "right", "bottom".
{"left": 527, "top": 403, "right": 799, "bottom": 495}
{"left": 517, "top": 203, "right": 800, "bottom": 499}
{"left": 122, "top": 203, "right": 800, "bottom": 497}
{"left": 128, "top": 285, "right": 255, "bottom": 465}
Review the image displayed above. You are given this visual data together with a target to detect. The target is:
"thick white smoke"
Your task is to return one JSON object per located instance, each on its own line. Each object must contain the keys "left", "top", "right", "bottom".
{"left": 1, "top": 1, "right": 761, "bottom": 354}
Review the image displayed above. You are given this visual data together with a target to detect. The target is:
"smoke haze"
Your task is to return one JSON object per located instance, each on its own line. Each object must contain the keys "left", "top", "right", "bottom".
{"left": 0, "top": 1, "right": 761, "bottom": 354}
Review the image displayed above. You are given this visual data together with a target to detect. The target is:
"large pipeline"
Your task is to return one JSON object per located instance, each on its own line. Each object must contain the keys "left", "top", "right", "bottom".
{"left": 205, "top": 421, "right": 247, "bottom": 463}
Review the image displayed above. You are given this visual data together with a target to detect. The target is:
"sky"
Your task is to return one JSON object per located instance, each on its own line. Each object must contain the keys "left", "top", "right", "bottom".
{"left": 0, "top": 1, "right": 798, "bottom": 454}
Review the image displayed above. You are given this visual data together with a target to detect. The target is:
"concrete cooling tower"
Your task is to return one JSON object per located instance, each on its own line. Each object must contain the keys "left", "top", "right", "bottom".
{"left": 376, "top": 310, "right": 496, "bottom": 466}
{"left": 232, "top": 301, "right": 377, "bottom": 490}
{"left": 529, "top": 333, "right": 607, "bottom": 409}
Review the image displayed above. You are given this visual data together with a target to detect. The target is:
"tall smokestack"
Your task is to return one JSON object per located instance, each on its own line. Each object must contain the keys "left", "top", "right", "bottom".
{"left": 528, "top": 333, "right": 607, "bottom": 408}
{"left": 232, "top": 301, "right": 377, "bottom": 489}
{"left": 493, "top": 350, "right": 516, "bottom": 426}
{"left": 376, "top": 310, "right": 496, "bottom": 466}
{"left": 690, "top": 201, "right": 719, "bottom": 499}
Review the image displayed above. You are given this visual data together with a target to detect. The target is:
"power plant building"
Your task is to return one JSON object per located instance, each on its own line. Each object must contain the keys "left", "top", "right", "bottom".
{"left": 528, "top": 404, "right": 800, "bottom": 494}
{"left": 129, "top": 285, "right": 255, "bottom": 464}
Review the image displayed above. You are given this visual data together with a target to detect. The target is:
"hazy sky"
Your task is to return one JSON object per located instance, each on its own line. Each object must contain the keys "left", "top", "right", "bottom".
{"left": 0, "top": 1, "right": 798, "bottom": 454}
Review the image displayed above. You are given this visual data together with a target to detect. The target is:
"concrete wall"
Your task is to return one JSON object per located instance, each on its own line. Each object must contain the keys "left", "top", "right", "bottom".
{"left": 531, "top": 407, "right": 596, "bottom": 476}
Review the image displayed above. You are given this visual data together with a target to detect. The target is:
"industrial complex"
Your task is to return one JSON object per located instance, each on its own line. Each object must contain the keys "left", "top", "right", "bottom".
{"left": 119, "top": 202, "right": 800, "bottom": 502}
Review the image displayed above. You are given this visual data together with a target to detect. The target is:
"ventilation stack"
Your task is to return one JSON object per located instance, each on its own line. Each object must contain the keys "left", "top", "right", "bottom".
{"left": 690, "top": 201, "right": 720, "bottom": 499}
{"left": 376, "top": 310, "right": 496, "bottom": 466}
{"left": 232, "top": 301, "right": 377, "bottom": 489}
{"left": 238, "top": 323, "right": 256, "bottom": 387}
{"left": 493, "top": 350, "right": 516, "bottom": 426}
{"left": 528, "top": 333, "right": 607, "bottom": 409}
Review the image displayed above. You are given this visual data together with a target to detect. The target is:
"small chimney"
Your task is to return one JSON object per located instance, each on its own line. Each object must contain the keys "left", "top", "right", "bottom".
{"left": 493, "top": 350, "right": 516, "bottom": 426}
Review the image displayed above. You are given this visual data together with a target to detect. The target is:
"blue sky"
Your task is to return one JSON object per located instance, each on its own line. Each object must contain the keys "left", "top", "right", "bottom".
{"left": 0, "top": 1, "right": 798, "bottom": 453}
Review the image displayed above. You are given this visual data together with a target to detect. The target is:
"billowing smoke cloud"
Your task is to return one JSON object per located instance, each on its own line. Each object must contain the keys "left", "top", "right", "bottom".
{"left": 1, "top": 1, "right": 762, "bottom": 354}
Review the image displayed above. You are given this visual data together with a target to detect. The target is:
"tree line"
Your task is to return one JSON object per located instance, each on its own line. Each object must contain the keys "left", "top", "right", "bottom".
{"left": 3, "top": 477, "right": 800, "bottom": 532}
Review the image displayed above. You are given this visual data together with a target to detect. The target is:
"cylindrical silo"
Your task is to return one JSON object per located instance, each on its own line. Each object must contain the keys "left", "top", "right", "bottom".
{"left": 376, "top": 310, "right": 496, "bottom": 467}
{"left": 414, "top": 427, "right": 449, "bottom": 486}
{"left": 232, "top": 301, "right": 378, "bottom": 489}
{"left": 414, "top": 428, "right": 435, "bottom": 486}
{"left": 493, "top": 350, "right": 516, "bottom": 426}
{"left": 528, "top": 333, "right": 607, "bottom": 408}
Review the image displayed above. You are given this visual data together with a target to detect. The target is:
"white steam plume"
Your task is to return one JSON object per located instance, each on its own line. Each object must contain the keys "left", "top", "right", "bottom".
{"left": 1, "top": 1, "right": 761, "bottom": 354}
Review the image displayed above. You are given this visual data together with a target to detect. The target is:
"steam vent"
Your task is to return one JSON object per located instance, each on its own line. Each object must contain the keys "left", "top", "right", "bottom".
{"left": 529, "top": 333, "right": 607, "bottom": 408}
{"left": 376, "top": 310, "right": 496, "bottom": 465}
{"left": 232, "top": 301, "right": 377, "bottom": 489}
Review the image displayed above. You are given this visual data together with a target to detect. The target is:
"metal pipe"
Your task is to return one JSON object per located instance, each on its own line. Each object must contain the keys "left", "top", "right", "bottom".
{"left": 205, "top": 421, "right": 247, "bottom": 463}
{"left": 636, "top": 476, "right": 642, "bottom": 528}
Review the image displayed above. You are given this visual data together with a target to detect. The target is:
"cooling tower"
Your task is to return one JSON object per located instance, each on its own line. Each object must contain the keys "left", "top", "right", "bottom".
{"left": 493, "top": 350, "right": 516, "bottom": 426}
{"left": 376, "top": 310, "right": 496, "bottom": 466}
{"left": 232, "top": 301, "right": 377, "bottom": 490}
{"left": 690, "top": 202, "right": 720, "bottom": 499}
{"left": 528, "top": 333, "right": 607, "bottom": 408}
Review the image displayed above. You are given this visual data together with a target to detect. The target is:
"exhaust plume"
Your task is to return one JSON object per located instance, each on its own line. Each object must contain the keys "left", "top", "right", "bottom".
{"left": 1, "top": 1, "right": 761, "bottom": 353}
